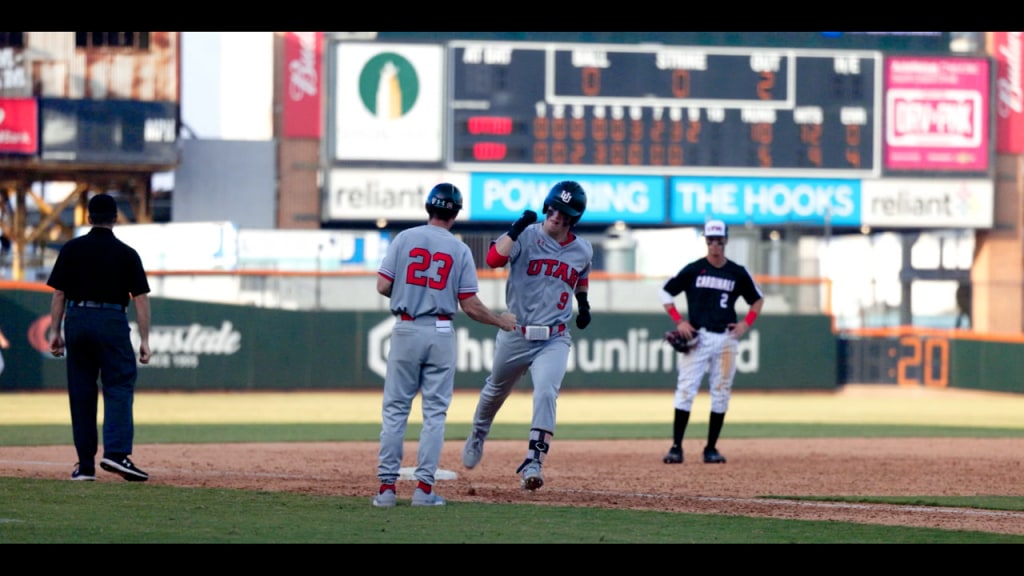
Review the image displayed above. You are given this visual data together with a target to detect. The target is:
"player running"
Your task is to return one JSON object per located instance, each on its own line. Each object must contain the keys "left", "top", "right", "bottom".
{"left": 659, "top": 219, "right": 763, "bottom": 465}
{"left": 373, "top": 183, "right": 516, "bottom": 507}
{"left": 462, "top": 181, "right": 594, "bottom": 491}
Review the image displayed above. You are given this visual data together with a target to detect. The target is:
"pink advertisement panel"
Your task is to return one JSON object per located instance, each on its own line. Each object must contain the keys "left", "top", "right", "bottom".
{"left": 994, "top": 32, "right": 1024, "bottom": 154}
{"left": 884, "top": 56, "right": 990, "bottom": 172}
{"left": 0, "top": 97, "right": 38, "bottom": 155}
{"left": 283, "top": 32, "right": 323, "bottom": 139}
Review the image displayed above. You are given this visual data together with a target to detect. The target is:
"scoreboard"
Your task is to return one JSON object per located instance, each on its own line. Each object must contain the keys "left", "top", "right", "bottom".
{"left": 448, "top": 42, "right": 882, "bottom": 176}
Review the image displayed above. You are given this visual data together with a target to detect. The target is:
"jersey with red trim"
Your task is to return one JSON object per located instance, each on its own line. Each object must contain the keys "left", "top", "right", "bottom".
{"left": 378, "top": 224, "right": 479, "bottom": 318}
{"left": 494, "top": 223, "right": 593, "bottom": 327}
{"left": 662, "top": 257, "right": 762, "bottom": 332}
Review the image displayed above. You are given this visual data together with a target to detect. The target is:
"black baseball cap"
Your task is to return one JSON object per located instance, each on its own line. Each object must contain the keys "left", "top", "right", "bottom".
{"left": 88, "top": 193, "right": 117, "bottom": 217}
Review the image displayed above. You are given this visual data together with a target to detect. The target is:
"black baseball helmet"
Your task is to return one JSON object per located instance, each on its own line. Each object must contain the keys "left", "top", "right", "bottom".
{"left": 425, "top": 182, "right": 463, "bottom": 214}
{"left": 543, "top": 181, "right": 587, "bottom": 225}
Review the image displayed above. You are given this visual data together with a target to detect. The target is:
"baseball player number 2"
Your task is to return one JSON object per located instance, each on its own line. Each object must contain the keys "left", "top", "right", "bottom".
{"left": 406, "top": 248, "right": 453, "bottom": 289}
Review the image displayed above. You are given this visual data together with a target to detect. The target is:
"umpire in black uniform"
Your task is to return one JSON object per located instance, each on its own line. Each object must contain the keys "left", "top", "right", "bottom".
{"left": 47, "top": 193, "right": 153, "bottom": 482}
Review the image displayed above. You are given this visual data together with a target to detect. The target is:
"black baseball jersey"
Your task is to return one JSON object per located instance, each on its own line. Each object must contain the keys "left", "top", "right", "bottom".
{"left": 663, "top": 257, "right": 763, "bottom": 332}
{"left": 47, "top": 227, "right": 150, "bottom": 306}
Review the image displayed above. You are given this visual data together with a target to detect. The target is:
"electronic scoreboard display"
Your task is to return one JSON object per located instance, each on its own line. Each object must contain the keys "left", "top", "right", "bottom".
{"left": 449, "top": 42, "right": 882, "bottom": 176}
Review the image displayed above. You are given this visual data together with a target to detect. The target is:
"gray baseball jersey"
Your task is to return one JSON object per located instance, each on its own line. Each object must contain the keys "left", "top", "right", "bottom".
{"left": 503, "top": 223, "right": 592, "bottom": 327}
{"left": 472, "top": 223, "right": 593, "bottom": 439}
{"left": 378, "top": 224, "right": 479, "bottom": 318}
{"left": 376, "top": 223, "right": 479, "bottom": 486}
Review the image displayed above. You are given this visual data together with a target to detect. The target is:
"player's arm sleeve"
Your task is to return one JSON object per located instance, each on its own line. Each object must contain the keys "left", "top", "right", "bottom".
{"left": 661, "top": 270, "right": 687, "bottom": 301}
{"left": 377, "top": 234, "right": 400, "bottom": 298}
{"left": 486, "top": 241, "right": 510, "bottom": 268}
{"left": 376, "top": 271, "right": 394, "bottom": 298}
{"left": 749, "top": 295, "right": 764, "bottom": 314}
{"left": 741, "top": 269, "right": 765, "bottom": 304}
{"left": 658, "top": 286, "right": 676, "bottom": 306}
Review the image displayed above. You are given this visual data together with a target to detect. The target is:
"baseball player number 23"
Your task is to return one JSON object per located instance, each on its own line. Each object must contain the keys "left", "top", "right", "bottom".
{"left": 406, "top": 248, "right": 453, "bottom": 289}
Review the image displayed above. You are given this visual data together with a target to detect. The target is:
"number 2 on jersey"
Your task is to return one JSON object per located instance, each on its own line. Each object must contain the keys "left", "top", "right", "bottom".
{"left": 405, "top": 247, "right": 453, "bottom": 289}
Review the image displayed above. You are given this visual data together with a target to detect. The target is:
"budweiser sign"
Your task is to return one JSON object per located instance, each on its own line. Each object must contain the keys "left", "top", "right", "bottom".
{"left": 995, "top": 32, "right": 1024, "bottom": 154}
{"left": 283, "top": 32, "right": 323, "bottom": 139}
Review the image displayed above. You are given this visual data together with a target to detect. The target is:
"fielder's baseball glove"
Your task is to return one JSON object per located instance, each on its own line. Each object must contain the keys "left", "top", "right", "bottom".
{"left": 665, "top": 330, "right": 698, "bottom": 354}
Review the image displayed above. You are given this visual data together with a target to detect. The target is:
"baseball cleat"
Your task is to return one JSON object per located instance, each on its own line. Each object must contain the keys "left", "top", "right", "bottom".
{"left": 411, "top": 487, "right": 447, "bottom": 506}
{"left": 463, "top": 428, "right": 487, "bottom": 469}
{"left": 702, "top": 447, "right": 727, "bottom": 464}
{"left": 663, "top": 446, "right": 683, "bottom": 464}
{"left": 518, "top": 459, "right": 544, "bottom": 491}
{"left": 372, "top": 486, "right": 397, "bottom": 508}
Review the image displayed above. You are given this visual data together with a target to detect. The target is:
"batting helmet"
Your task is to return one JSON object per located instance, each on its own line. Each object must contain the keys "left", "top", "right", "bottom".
{"left": 426, "top": 182, "right": 463, "bottom": 213}
{"left": 543, "top": 181, "right": 587, "bottom": 225}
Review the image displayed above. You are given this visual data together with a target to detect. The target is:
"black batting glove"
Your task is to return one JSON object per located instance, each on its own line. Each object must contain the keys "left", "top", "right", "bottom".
{"left": 507, "top": 210, "right": 538, "bottom": 241}
{"left": 575, "top": 292, "right": 591, "bottom": 330}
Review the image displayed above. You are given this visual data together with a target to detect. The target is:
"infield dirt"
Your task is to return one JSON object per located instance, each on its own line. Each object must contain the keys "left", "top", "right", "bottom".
{"left": 2, "top": 385, "right": 1023, "bottom": 536}
{"left": 1, "top": 436, "right": 1022, "bottom": 535}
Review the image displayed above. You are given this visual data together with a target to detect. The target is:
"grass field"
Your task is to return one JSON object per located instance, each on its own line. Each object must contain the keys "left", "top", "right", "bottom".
{"left": 4, "top": 386, "right": 1024, "bottom": 427}
{"left": 2, "top": 386, "right": 1023, "bottom": 544}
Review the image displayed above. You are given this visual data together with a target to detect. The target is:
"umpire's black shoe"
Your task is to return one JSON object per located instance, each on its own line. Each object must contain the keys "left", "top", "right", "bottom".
{"left": 662, "top": 445, "right": 683, "bottom": 464}
{"left": 100, "top": 456, "right": 150, "bottom": 482}
{"left": 702, "top": 447, "right": 727, "bottom": 464}
{"left": 71, "top": 463, "right": 96, "bottom": 481}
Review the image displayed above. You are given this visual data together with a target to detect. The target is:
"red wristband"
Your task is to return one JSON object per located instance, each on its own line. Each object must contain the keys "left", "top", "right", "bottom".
{"left": 668, "top": 306, "right": 682, "bottom": 324}
{"left": 744, "top": 309, "right": 758, "bottom": 327}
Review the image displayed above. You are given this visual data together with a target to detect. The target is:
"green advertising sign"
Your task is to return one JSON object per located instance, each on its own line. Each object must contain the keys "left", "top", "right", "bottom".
{"left": 1, "top": 290, "right": 836, "bottom": 391}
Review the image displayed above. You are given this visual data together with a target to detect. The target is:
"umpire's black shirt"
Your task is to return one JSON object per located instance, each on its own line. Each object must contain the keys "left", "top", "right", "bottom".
{"left": 47, "top": 227, "right": 150, "bottom": 305}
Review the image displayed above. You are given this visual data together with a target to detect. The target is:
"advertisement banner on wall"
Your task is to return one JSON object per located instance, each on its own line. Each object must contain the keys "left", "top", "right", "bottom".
{"left": 237, "top": 229, "right": 391, "bottom": 271}
{"left": 860, "top": 178, "right": 993, "bottom": 228}
{"left": 283, "top": 32, "right": 323, "bottom": 139}
{"left": 93, "top": 221, "right": 239, "bottom": 271}
{"left": 0, "top": 289, "right": 837, "bottom": 391}
{"left": 467, "top": 173, "right": 667, "bottom": 224}
{"left": 0, "top": 97, "right": 37, "bottom": 154}
{"left": 993, "top": 32, "right": 1024, "bottom": 154}
{"left": 883, "top": 56, "right": 991, "bottom": 173}
{"left": 668, "top": 176, "right": 861, "bottom": 227}
{"left": 333, "top": 43, "right": 444, "bottom": 162}
{"left": 39, "top": 98, "right": 178, "bottom": 165}
{"left": 326, "top": 169, "right": 470, "bottom": 221}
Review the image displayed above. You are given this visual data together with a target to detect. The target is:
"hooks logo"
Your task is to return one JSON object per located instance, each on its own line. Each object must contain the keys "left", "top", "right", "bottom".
{"left": 358, "top": 53, "right": 419, "bottom": 119}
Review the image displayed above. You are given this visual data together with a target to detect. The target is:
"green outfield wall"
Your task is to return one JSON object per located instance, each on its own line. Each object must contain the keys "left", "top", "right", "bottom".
{"left": 4, "top": 290, "right": 1021, "bottom": 393}
{"left": 949, "top": 339, "right": 1024, "bottom": 394}
{"left": 0, "top": 291, "right": 835, "bottom": 391}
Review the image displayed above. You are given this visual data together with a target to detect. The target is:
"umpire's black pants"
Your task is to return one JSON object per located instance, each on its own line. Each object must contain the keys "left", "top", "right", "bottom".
{"left": 63, "top": 306, "right": 138, "bottom": 468}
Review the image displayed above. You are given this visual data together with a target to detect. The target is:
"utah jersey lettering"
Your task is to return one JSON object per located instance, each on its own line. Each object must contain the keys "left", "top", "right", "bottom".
{"left": 505, "top": 224, "right": 592, "bottom": 326}
{"left": 524, "top": 259, "right": 581, "bottom": 289}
